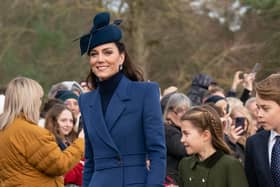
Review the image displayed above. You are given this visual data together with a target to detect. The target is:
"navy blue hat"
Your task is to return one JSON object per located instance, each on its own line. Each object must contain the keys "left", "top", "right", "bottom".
{"left": 79, "top": 12, "right": 122, "bottom": 56}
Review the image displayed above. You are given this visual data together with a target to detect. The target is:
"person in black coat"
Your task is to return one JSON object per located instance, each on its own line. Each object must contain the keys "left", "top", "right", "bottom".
{"left": 162, "top": 93, "right": 191, "bottom": 185}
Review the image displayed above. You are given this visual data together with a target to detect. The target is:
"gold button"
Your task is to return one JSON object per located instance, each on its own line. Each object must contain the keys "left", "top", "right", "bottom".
{"left": 189, "top": 177, "right": 192, "bottom": 181}
{"left": 202, "top": 178, "right": 206, "bottom": 183}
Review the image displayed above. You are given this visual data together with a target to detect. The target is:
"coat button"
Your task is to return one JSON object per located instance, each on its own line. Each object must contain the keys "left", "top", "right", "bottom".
{"left": 116, "top": 155, "right": 122, "bottom": 165}
{"left": 189, "top": 177, "right": 192, "bottom": 181}
{"left": 202, "top": 178, "right": 206, "bottom": 183}
{"left": 116, "top": 155, "right": 121, "bottom": 161}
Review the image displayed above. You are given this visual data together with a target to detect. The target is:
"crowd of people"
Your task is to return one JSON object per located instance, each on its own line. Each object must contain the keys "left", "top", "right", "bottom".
{"left": 0, "top": 11, "right": 280, "bottom": 187}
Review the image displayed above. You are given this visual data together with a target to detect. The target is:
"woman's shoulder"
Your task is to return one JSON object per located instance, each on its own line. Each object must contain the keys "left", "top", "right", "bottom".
{"left": 79, "top": 89, "right": 96, "bottom": 100}
{"left": 130, "top": 81, "right": 158, "bottom": 88}
{"left": 129, "top": 81, "right": 159, "bottom": 91}
{"left": 12, "top": 117, "right": 54, "bottom": 141}
{"left": 18, "top": 117, "right": 48, "bottom": 131}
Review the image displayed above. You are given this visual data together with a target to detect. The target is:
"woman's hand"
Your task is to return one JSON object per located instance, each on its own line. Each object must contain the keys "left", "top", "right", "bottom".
{"left": 242, "top": 73, "right": 256, "bottom": 91}
{"left": 228, "top": 125, "right": 244, "bottom": 144}
{"left": 166, "top": 185, "right": 178, "bottom": 187}
{"left": 78, "top": 129, "right": 84, "bottom": 139}
{"left": 146, "top": 160, "right": 150, "bottom": 171}
{"left": 231, "top": 71, "right": 244, "bottom": 92}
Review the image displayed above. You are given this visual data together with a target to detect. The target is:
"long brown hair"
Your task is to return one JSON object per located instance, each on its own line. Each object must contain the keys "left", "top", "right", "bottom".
{"left": 255, "top": 73, "right": 280, "bottom": 105}
{"left": 86, "top": 42, "right": 144, "bottom": 89}
{"left": 45, "top": 104, "right": 77, "bottom": 144}
{"left": 181, "top": 104, "right": 231, "bottom": 154}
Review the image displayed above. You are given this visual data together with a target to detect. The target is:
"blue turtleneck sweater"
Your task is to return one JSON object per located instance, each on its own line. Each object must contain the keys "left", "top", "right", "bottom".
{"left": 98, "top": 72, "right": 123, "bottom": 115}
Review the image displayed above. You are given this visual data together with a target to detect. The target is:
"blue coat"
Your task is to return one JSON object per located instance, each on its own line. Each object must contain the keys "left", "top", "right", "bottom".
{"left": 245, "top": 130, "right": 274, "bottom": 187}
{"left": 79, "top": 76, "right": 166, "bottom": 187}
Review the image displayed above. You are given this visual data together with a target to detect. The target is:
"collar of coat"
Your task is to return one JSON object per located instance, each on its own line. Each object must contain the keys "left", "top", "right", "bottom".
{"left": 190, "top": 150, "right": 224, "bottom": 169}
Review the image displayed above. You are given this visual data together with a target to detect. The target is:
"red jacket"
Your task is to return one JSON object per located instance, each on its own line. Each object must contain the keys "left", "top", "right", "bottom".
{"left": 64, "top": 160, "right": 84, "bottom": 186}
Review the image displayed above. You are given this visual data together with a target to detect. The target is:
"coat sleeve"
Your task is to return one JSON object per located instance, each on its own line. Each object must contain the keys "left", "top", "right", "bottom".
{"left": 143, "top": 83, "right": 166, "bottom": 187}
{"left": 13, "top": 127, "right": 84, "bottom": 177}
{"left": 244, "top": 137, "right": 259, "bottom": 187}
{"left": 78, "top": 94, "right": 95, "bottom": 187}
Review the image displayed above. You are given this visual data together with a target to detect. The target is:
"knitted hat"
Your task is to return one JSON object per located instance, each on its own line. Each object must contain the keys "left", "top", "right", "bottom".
{"left": 79, "top": 12, "right": 122, "bottom": 55}
{"left": 55, "top": 90, "right": 78, "bottom": 102}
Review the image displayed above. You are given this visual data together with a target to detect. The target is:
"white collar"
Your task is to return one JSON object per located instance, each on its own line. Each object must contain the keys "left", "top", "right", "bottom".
{"left": 270, "top": 130, "right": 280, "bottom": 142}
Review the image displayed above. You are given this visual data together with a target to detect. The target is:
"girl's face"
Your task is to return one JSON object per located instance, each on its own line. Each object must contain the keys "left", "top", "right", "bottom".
{"left": 89, "top": 42, "right": 124, "bottom": 81}
{"left": 57, "top": 109, "right": 74, "bottom": 136}
{"left": 180, "top": 120, "right": 205, "bottom": 155}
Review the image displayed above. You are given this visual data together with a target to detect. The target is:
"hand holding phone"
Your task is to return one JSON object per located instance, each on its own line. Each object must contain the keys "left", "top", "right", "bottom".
{"left": 238, "top": 63, "right": 261, "bottom": 79}
{"left": 235, "top": 117, "right": 245, "bottom": 135}
{"left": 251, "top": 63, "right": 261, "bottom": 74}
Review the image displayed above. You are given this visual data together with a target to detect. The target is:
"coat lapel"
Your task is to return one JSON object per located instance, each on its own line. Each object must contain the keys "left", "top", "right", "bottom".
{"left": 88, "top": 89, "right": 119, "bottom": 153}
{"left": 105, "top": 76, "right": 130, "bottom": 131}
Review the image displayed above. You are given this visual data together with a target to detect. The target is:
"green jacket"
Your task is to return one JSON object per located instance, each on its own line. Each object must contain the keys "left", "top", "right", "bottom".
{"left": 178, "top": 151, "right": 248, "bottom": 187}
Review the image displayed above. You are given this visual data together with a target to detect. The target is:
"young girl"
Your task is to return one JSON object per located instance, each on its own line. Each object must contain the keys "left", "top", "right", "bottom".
{"left": 45, "top": 104, "right": 83, "bottom": 187}
{"left": 178, "top": 104, "right": 248, "bottom": 187}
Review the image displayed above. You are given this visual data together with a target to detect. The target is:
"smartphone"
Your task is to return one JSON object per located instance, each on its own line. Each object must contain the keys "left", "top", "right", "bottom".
{"left": 235, "top": 117, "right": 245, "bottom": 135}
{"left": 239, "top": 63, "right": 261, "bottom": 79}
{"left": 251, "top": 63, "right": 261, "bottom": 74}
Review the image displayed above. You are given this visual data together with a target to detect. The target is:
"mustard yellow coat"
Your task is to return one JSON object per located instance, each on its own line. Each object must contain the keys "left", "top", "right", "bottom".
{"left": 0, "top": 117, "right": 84, "bottom": 187}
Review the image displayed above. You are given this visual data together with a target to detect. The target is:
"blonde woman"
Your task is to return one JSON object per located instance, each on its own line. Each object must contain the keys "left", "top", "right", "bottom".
{"left": 0, "top": 77, "right": 84, "bottom": 187}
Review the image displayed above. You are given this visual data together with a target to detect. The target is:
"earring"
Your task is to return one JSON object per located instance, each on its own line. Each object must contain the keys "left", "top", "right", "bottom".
{"left": 119, "top": 64, "right": 123, "bottom": 71}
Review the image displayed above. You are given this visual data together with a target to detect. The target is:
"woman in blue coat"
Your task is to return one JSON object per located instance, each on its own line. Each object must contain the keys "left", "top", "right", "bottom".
{"left": 78, "top": 12, "right": 166, "bottom": 187}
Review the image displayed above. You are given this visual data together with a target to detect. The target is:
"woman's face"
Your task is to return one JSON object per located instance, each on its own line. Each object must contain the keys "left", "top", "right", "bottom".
{"left": 64, "top": 98, "right": 79, "bottom": 117}
{"left": 57, "top": 109, "right": 74, "bottom": 136}
{"left": 166, "top": 106, "right": 188, "bottom": 126}
{"left": 89, "top": 43, "right": 124, "bottom": 81}
{"left": 232, "top": 111, "right": 249, "bottom": 132}
{"left": 215, "top": 99, "right": 229, "bottom": 116}
{"left": 180, "top": 120, "right": 204, "bottom": 155}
